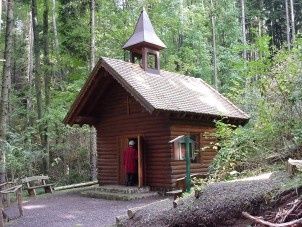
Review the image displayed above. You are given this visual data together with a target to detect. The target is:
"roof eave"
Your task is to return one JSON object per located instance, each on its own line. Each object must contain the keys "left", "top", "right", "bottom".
{"left": 63, "top": 59, "right": 104, "bottom": 126}
{"left": 160, "top": 109, "right": 250, "bottom": 125}
{"left": 122, "top": 41, "right": 166, "bottom": 51}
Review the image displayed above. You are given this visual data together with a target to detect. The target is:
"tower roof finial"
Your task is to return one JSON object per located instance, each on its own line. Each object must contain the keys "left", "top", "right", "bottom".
{"left": 122, "top": 9, "right": 166, "bottom": 51}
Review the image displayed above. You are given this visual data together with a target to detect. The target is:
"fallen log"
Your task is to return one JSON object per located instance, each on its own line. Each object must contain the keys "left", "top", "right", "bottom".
{"left": 127, "top": 198, "right": 171, "bottom": 219}
{"left": 242, "top": 211, "right": 302, "bottom": 227}
{"left": 54, "top": 181, "right": 98, "bottom": 191}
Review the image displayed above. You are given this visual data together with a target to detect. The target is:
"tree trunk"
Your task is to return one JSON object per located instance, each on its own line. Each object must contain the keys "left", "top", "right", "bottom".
{"left": 52, "top": 0, "right": 59, "bottom": 51}
{"left": 240, "top": 0, "right": 247, "bottom": 60}
{"left": 0, "top": 0, "right": 14, "bottom": 184}
{"left": 258, "top": 0, "right": 263, "bottom": 38}
{"left": 285, "top": 0, "right": 291, "bottom": 50}
{"left": 26, "top": 11, "right": 34, "bottom": 125}
{"left": 42, "top": 0, "right": 50, "bottom": 174}
{"left": 0, "top": 0, "right": 2, "bottom": 31}
{"left": 210, "top": 0, "right": 218, "bottom": 90}
{"left": 32, "top": 0, "right": 46, "bottom": 173}
{"left": 31, "top": 0, "right": 42, "bottom": 121}
{"left": 89, "top": 0, "right": 97, "bottom": 181}
{"left": 289, "top": 0, "right": 295, "bottom": 42}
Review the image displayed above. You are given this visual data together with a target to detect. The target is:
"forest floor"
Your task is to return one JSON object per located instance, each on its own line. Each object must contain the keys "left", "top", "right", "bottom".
{"left": 4, "top": 172, "right": 299, "bottom": 227}
{"left": 4, "top": 187, "right": 163, "bottom": 227}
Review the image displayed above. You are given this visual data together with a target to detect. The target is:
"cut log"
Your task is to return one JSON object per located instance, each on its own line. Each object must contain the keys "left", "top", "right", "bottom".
{"left": 287, "top": 158, "right": 302, "bottom": 176}
{"left": 242, "top": 211, "right": 302, "bottom": 226}
{"left": 166, "top": 189, "right": 182, "bottom": 200}
{"left": 116, "top": 214, "right": 128, "bottom": 226}
{"left": 288, "top": 158, "right": 302, "bottom": 168}
{"left": 54, "top": 181, "right": 98, "bottom": 191}
{"left": 127, "top": 199, "right": 171, "bottom": 219}
{"left": 173, "top": 197, "right": 184, "bottom": 208}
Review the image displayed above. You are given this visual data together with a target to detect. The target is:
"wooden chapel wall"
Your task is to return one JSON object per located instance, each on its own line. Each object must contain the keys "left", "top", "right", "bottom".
{"left": 169, "top": 121, "right": 217, "bottom": 186}
{"left": 94, "top": 80, "right": 172, "bottom": 188}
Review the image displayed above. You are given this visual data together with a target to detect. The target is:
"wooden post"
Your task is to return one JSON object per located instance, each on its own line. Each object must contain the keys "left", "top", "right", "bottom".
{"left": 5, "top": 194, "right": 10, "bottom": 207}
{"left": 138, "top": 135, "right": 143, "bottom": 188}
{"left": 185, "top": 136, "right": 191, "bottom": 193}
{"left": 0, "top": 194, "right": 4, "bottom": 227}
{"left": 16, "top": 188, "right": 23, "bottom": 216}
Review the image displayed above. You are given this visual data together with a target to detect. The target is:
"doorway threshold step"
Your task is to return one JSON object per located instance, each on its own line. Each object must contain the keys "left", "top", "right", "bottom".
{"left": 81, "top": 190, "right": 158, "bottom": 201}
{"left": 92, "top": 185, "right": 151, "bottom": 194}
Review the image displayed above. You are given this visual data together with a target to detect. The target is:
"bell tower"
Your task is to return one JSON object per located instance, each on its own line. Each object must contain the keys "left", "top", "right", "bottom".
{"left": 123, "top": 9, "right": 166, "bottom": 74}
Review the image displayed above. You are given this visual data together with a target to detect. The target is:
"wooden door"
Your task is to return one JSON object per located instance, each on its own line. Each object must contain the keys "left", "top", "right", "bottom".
{"left": 119, "top": 137, "right": 129, "bottom": 185}
{"left": 138, "top": 135, "right": 144, "bottom": 187}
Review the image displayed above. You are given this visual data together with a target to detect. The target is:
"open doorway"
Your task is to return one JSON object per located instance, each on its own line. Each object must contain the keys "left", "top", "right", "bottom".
{"left": 128, "top": 137, "right": 138, "bottom": 186}
{"left": 119, "top": 135, "right": 144, "bottom": 187}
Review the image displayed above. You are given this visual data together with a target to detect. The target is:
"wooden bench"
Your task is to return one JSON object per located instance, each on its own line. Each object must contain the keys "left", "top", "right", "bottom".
{"left": 21, "top": 176, "right": 54, "bottom": 196}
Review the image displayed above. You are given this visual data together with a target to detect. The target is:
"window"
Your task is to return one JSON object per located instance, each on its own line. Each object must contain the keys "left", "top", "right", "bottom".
{"left": 173, "top": 134, "right": 200, "bottom": 163}
{"left": 147, "top": 52, "right": 157, "bottom": 69}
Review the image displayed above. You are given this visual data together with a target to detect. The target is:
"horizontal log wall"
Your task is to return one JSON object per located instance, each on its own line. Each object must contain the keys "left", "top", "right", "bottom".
{"left": 95, "top": 80, "right": 171, "bottom": 188}
{"left": 169, "top": 121, "right": 217, "bottom": 186}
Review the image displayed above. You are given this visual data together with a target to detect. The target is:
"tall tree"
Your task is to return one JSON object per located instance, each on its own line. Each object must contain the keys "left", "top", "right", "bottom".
{"left": 210, "top": 0, "right": 218, "bottom": 89}
{"left": 289, "top": 0, "right": 295, "bottom": 42}
{"left": 0, "top": 0, "right": 2, "bottom": 31}
{"left": 285, "top": 0, "right": 291, "bottom": 50}
{"left": 32, "top": 0, "right": 47, "bottom": 174}
{"left": 43, "top": 0, "right": 51, "bottom": 173}
{"left": 31, "top": 0, "right": 42, "bottom": 122}
{"left": 240, "top": 0, "right": 247, "bottom": 60}
{"left": 52, "top": 0, "right": 59, "bottom": 51}
{"left": 26, "top": 11, "right": 34, "bottom": 125}
{"left": 89, "top": 0, "right": 97, "bottom": 181}
{"left": 0, "top": 0, "right": 14, "bottom": 183}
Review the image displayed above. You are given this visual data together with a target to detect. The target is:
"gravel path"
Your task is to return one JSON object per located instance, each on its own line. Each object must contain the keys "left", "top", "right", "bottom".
{"left": 5, "top": 189, "right": 163, "bottom": 227}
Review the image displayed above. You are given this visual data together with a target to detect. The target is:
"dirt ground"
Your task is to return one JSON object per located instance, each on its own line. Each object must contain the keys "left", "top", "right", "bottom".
{"left": 5, "top": 189, "right": 162, "bottom": 227}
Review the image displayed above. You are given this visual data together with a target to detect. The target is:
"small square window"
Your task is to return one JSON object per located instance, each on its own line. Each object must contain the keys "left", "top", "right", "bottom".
{"left": 173, "top": 135, "right": 200, "bottom": 163}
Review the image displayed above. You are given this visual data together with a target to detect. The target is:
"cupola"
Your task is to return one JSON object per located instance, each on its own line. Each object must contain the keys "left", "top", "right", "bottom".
{"left": 123, "top": 9, "right": 166, "bottom": 74}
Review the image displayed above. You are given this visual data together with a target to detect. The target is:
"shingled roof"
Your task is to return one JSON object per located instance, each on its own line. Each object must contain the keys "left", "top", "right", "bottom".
{"left": 64, "top": 57, "right": 249, "bottom": 125}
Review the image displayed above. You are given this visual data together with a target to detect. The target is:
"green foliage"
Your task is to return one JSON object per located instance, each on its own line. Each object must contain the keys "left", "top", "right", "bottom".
{"left": 211, "top": 39, "right": 302, "bottom": 180}
{"left": 192, "top": 177, "right": 211, "bottom": 194}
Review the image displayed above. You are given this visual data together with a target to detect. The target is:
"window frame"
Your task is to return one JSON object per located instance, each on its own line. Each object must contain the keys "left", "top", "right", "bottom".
{"left": 173, "top": 134, "right": 200, "bottom": 163}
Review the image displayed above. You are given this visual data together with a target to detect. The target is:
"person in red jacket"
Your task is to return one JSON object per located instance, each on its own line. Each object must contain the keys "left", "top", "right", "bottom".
{"left": 123, "top": 140, "right": 138, "bottom": 186}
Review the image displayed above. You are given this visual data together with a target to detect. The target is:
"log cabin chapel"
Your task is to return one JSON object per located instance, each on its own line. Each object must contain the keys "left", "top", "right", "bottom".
{"left": 64, "top": 9, "right": 249, "bottom": 191}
